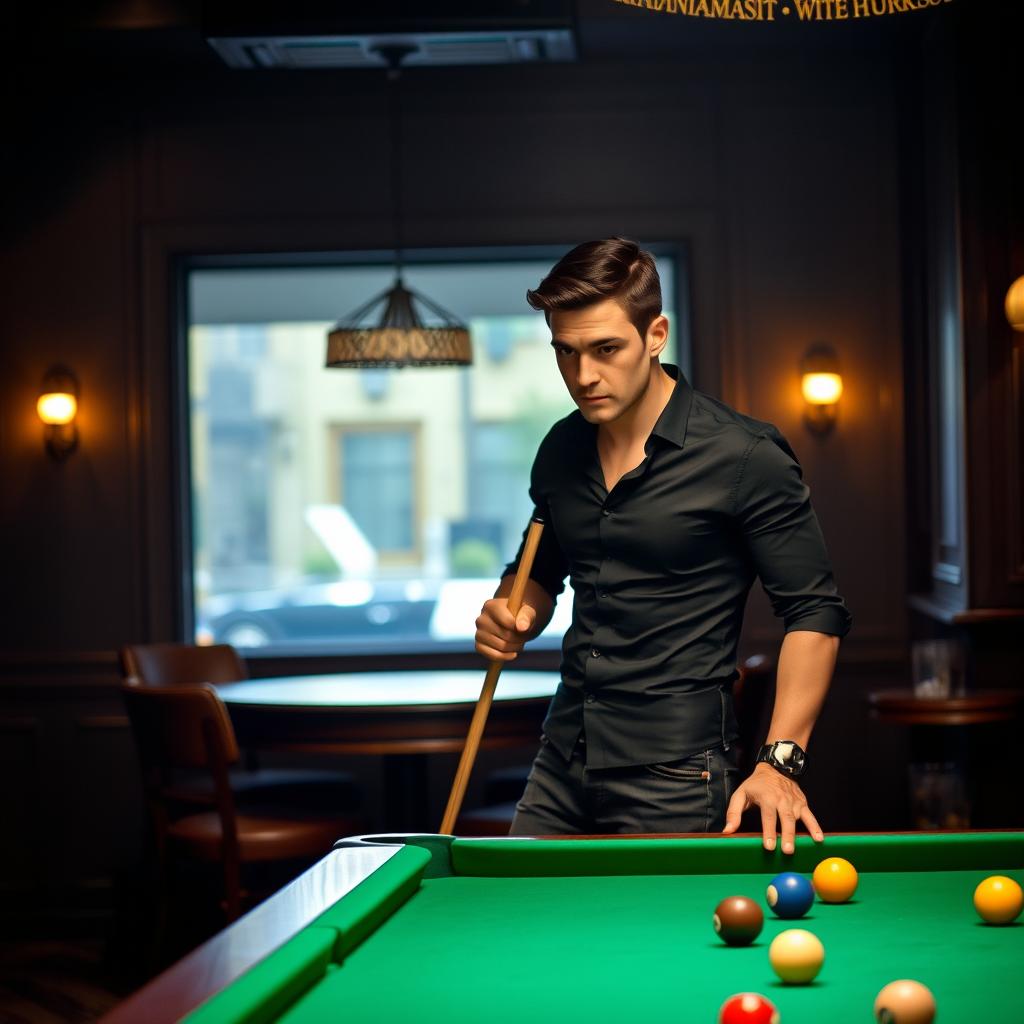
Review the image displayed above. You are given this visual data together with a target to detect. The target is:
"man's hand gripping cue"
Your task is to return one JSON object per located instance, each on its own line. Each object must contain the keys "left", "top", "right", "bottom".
{"left": 475, "top": 576, "right": 554, "bottom": 663}
{"left": 474, "top": 597, "right": 539, "bottom": 662}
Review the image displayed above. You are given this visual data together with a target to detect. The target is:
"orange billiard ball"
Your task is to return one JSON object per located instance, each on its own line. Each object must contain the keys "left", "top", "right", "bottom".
{"left": 973, "top": 875, "right": 1023, "bottom": 925}
{"left": 812, "top": 856, "right": 858, "bottom": 903}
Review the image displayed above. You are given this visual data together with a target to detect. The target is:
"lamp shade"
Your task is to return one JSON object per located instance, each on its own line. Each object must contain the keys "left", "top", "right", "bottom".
{"left": 800, "top": 344, "right": 842, "bottom": 402}
{"left": 37, "top": 391, "right": 77, "bottom": 425}
{"left": 326, "top": 277, "right": 472, "bottom": 368}
{"left": 1006, "top": 276, "right": 1024, "bottom": 332}
{"left": 801, "top": 372, "right": 843, "bottom": 405}
{"left": 37, "top": 365, "right": 79, "bottom": 459}
{"left": 799, "top": 343, "right": 842, "bottom": 435}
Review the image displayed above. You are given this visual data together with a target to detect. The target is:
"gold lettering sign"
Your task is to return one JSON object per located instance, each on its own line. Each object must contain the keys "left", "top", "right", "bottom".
{"left": 611, "top": 0, "right": 954, "bottom": 20}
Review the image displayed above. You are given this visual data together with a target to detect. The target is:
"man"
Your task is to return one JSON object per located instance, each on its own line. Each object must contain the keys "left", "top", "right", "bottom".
{"left": 474, "top": 237, "right": 852, "bottom": 854}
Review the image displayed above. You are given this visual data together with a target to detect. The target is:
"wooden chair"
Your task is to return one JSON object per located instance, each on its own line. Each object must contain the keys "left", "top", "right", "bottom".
{"left": 122, "top": 681, "right": 359, "bottom": 957}
{"left": 121, "top": 642, "right": 249, "bottom": 690}
{"left": 119, "top": 643, "right": 360, "bottom": 811}
{"left": 453, "top": 653, "right": 776, "bottom": 836}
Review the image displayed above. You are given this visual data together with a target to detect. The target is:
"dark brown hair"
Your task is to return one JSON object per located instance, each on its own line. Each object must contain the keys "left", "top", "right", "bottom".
{"left": 526, "top": 237, "right": 662, "bottom": 342}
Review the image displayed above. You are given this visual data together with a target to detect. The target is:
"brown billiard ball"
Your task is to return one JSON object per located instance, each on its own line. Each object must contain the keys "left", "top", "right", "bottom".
{"left": 713, "top": 896, "right": 764, "bottom": 946}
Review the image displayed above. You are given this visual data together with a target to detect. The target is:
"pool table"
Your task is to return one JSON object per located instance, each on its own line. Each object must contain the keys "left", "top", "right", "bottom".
{"left": 104, "top": 832, "right": 1024, "bottom": 1023}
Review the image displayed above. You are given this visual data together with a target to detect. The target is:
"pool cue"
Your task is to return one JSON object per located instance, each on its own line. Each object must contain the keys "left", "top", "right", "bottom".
{"left": 439, "top": 515, "right": 545, "bottom": 835}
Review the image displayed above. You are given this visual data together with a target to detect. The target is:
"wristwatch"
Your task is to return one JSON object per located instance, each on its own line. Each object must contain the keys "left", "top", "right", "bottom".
{"left": 756, "top": 740, "right": 807, "bottom": 778}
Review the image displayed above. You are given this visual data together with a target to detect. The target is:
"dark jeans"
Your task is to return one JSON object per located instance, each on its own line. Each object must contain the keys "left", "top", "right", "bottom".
{"left": 509, "top": 734, "right": 739, "bottom": 836}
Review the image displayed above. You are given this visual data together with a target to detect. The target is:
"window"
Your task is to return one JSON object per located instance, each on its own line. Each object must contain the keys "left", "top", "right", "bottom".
{"left": 335, "top": 426, "right": 419, "bottom": 559}
{"left": 187, "top": 248, "right": 683, "bottom": 654}
{"left": 466, "top": 421, "right": 535, "bottom": 577}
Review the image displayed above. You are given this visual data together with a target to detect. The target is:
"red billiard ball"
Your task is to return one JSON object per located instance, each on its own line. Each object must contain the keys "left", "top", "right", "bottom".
{"left": 718, "top": 992, "right": 780, "bottom": 1024}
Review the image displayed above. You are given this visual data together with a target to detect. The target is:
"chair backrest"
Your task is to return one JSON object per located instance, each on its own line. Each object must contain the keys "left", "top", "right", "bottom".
{"left": 120, "top": 643, "right": 247, "bottom": 687}
{"left": 121, "top": 682, "right": 241, "bottom": 789}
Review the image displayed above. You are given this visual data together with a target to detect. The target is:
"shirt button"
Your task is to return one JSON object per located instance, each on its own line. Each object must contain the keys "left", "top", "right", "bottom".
{"left": 599, "top": 591, "right": 608, "bottom": 599}
{"left": 602, "top": 508, "right": 611, "bottom": 517}
{"left": 591, "top": 648, "right": 601, "bottom": 658}
{"left": 585, "top": 694, "right": 595, "bottom": 704}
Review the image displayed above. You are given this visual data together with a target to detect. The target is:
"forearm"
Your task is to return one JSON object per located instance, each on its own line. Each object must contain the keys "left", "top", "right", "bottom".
{"left": 762, "top": 630, "right": 840, "bottom": 749}
{"left": 494, "top": 574, "right": 555, "bottom": 640}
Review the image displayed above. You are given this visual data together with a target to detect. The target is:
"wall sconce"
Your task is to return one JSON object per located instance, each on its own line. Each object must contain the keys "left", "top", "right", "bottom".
{"left": 1006, "top": 276, "right": 1024, "bottom": 332}
{"left": 37, "top": 366, "right": 79, "bottom": 460}
{"left": 800, "top": 343, "right": 843, "bottom": 435}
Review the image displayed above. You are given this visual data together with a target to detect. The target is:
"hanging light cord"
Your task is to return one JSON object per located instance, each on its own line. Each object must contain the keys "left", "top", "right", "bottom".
{"left": 374, "top": 44, "right": 416, "bottom": 284}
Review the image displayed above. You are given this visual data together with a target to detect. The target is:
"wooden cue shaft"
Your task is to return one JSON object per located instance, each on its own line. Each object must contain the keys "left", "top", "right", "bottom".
{"left": 439, "top": 516, "right": 546, "bottom": 835}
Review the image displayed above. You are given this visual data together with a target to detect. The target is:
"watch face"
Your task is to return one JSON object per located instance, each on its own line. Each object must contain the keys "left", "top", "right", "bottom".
{"left": 772, "top": 741, "right": 806, "bottom": 775}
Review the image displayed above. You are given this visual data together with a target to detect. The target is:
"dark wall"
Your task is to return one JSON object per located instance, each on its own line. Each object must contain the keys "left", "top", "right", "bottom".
{"left": 0, "top": 11, "right": 963, "bottom": 931}
{"left": 3, "top": 43, "right": 907, "bottom": 653}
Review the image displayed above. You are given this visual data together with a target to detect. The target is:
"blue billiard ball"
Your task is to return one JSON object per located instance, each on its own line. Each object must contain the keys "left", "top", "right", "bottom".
{"left": 766, "top": 872, "right": 815, "bottom": 919}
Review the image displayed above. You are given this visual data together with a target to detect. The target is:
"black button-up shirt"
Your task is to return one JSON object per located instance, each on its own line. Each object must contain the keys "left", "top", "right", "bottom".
{"left": 501, "top": 363, "right": 852, "bottom": 769}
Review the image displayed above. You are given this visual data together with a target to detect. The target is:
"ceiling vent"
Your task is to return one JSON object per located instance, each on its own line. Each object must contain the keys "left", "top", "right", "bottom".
{"left": 208, "top": 29, "right": 576, "bottom": 69}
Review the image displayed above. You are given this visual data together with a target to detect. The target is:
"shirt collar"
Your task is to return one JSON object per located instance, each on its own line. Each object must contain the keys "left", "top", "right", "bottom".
{"left": 650, "top": 363, "right": 693, "bottom": 449}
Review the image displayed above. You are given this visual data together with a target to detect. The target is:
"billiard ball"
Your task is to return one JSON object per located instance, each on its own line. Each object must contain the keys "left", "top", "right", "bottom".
{"left": 768, "top": 928, "right": 824, "bottom": 984}
{"left": 873, "top": 979, "right": 936, "bottom": 1024}
{"left": 766, "top": 872, "right": 815, "bottom": 918}
{"left": 713, "top": 896, "right": 764, "bottom": 946}
{"left": 812, "top": 856, "right": 858, "bottom": 903}
{"left": 973, "top": 875, "right": 1024, "bottom": 925}
{"left": 718, "top": 992, "right": 780, "bottom": 1024}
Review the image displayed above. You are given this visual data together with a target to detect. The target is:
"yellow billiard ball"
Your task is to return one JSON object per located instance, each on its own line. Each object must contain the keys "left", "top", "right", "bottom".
{"left": 812, "top": 856, "right": 858, "bottom": 903}
{"left": 973, "top": 875, "right": 1023, "bottom": 925}
{"left": 768, "top": 928, "right": 825, "bottom": 984}
{"left": 874, "top": 979, "right": 936, "bottom": 1024}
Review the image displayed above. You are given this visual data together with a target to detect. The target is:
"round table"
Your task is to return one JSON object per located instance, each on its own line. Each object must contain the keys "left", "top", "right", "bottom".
{"left": 216, "top": 670, "right": 559, "bottom": 829}
{"left": 867, "top": 688, "right": 1024, "bottom": 827}
{"left": 867, "top": 688, "right": 1024, "bottom": 726}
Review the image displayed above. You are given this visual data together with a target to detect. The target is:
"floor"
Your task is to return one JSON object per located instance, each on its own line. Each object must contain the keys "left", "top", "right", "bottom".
{"left": 0, "top": 940, "right": 125, "bottom": 1024}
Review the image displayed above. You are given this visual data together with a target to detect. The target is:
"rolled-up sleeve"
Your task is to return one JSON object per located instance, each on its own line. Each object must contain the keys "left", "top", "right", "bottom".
{"left": 732, "top": 431, "right": 852, "bottom": 638}
{"left": 500, "top": 450, "right": 569, "bottom": 602}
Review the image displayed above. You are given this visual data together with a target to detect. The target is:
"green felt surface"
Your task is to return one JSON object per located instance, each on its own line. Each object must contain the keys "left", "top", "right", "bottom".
{"left": 193, "top": 836, "right": 1024, "bottom": 1023}
{"left": 280, "top": 868, "right": 1024, "bottom": 1022}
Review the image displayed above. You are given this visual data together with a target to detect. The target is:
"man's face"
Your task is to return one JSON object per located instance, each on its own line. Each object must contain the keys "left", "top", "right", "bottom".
{"left": 549, "top": 297, "right": 668, "bottom": 425}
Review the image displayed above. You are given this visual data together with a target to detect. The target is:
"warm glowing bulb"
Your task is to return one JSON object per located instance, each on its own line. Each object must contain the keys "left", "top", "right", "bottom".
{"left": 1006, "top": 276, "right": 1024, "bottom": 331}
{"left": 37, "top": 392, "right": 77, "bottom": 425}
{"left": 801, "top": 372, "right": 843, "bottom": 405}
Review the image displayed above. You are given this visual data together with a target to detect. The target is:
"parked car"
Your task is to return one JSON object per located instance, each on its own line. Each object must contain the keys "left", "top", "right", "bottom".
{"left": 196, "top": 577, "right": 571, "bottom": 651}
{"left": 196, "top": 577, "right": 440, "bottom": 650}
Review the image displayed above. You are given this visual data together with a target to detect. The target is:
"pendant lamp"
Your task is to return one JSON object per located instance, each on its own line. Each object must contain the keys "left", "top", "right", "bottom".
{"left": 326, "top": 44, "right": 472, "bottom": 368}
